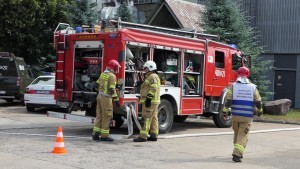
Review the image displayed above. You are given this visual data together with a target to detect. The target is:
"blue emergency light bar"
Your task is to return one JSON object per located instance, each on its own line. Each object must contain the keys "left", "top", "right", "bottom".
{"left": 43, "top": 72, "right": 55, "bottom": 76}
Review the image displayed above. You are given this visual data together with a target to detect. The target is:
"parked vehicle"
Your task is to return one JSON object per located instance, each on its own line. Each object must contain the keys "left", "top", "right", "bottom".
{"left": 50, "top": 20, "right": 251, "bottom": 133}
{"left": 24, "top": 73, "right": 57, "bottom": 112}
{"left": 0, "top": 52, "right": 33, "bottom": 103}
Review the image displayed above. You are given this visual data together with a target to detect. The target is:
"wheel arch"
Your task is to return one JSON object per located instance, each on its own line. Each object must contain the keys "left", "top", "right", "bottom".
{"left": 161, "top": 94, "right": 177, "bottom": 116}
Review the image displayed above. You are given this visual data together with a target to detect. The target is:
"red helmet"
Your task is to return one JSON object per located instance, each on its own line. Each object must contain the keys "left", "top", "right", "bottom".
{"left": 237, "top": 66, "right": 250, "bottom": 77}
{"left": 107, "top": 59, "right": 121, "bottom": 73}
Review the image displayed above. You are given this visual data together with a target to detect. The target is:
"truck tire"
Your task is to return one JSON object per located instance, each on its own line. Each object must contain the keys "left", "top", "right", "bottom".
{"left": 158, "top": 99, "right": 174, "bottom": 134}
{"left": 111, "top": 115, "right": 124, "bottom": 129}
{"left": 174, "top": 115, "right": 188, "bottom": 123}
{"left": 212, "top": 103, "right": 232, "bottom": 128}
{"left": 85, "top": 103, "right": 96, "bottom": 117}
{"left": 26, "top": 105, "right": 35, "bottom": 112}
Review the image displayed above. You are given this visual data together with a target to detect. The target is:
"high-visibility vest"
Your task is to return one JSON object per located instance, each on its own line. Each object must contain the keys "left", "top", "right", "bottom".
{"left": 96, "top": 70, "right": 118, "bottom": 99}
{"left": 231, "top": 82, "right": 256, "bottom": 118}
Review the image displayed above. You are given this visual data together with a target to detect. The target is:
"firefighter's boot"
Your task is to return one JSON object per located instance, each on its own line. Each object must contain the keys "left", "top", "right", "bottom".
{"left": 133, "top": 137, "right": 146, "bottom": 142}
{"left": 147, "top": 133, "right": 157, "bottom": 141}
{"left": 100, "top": 137, "right": 114, "bottom": 142}
{"left": 92, "top": 133, "right": 100, "bottom": 141}
{"left": 232, "top": 155, "right": 242, "bottom": 162}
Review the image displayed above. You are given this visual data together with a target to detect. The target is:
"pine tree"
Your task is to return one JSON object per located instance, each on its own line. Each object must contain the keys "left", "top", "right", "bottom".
{"left": 116, "top": 2, "right": 134, "bottom": 22}
{"left": 63, "top": 0, "right": 98, "bottom": 27}
{"left": 201, "top": 0, "right": 272, "bottom": 101}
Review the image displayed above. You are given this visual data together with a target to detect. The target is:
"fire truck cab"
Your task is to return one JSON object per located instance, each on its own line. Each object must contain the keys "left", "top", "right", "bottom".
{"left": 53, "top": 20, "right": 250, "bottom": 133}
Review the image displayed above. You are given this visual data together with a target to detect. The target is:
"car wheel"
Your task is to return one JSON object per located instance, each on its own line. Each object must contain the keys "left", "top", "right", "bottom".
{"left": 26, "top": 105, "right": 35, "bottom": 112}
{"left": 3, "top": 98, "right": 13, "bottom": 103}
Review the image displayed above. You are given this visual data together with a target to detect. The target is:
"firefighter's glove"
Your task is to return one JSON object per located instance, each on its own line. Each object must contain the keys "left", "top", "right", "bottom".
{"left": 145, "top": 98, "right": 151, "bottom": 108}
{"left": 222, "top": 107, "right": 231, "bottom": 117}
{"left": 145, "top": 93, "right": 154, "bottom": 108}
{"left": 256, "top": 108, "right": 263, "bottom": 117}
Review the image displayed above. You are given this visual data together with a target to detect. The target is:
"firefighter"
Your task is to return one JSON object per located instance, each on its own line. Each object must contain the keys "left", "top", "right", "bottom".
{"left": 223, "top": 66, "right": 263, "bottom": 162}
{"left": 92, "top": 59, "right": 121, "bottom": 142}
{"left": 133, "top": 61, "right": 161, "bottom": 142}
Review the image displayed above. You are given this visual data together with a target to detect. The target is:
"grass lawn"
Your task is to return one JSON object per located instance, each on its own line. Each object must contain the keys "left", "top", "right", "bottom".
{"left": 260, "top": 109, "right": 300, "bottom": 122}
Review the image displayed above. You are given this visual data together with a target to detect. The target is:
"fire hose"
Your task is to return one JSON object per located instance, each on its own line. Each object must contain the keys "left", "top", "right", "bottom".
{"left": 124, "top": 104, "right": 141, "bottom": 137}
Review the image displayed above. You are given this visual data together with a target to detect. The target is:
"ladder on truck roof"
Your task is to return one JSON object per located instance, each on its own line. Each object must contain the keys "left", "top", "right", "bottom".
{"left": 108, "top": 18, "right": 219, "bottom": 40}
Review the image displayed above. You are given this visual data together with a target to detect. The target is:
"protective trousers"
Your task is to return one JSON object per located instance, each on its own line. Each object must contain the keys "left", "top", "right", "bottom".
{"left": 92, "top": 94, "right": 113, "bottom": 138}
{"left": 232, "top": 120, "right": 251, "bottom": 157}
{"left": 139, "top": 104, "right": 159, "bottom": 139}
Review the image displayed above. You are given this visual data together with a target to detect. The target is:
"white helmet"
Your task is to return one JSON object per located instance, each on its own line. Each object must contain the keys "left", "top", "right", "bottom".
{"left": 143, "top": 61, "right": 157, "bottom": 71}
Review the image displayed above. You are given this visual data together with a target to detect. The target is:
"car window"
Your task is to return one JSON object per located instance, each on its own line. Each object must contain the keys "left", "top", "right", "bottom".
{"left": 31, "top": 77, "right": 55, "bottom": 85}
{"left": 0, "top": 58, "right": 18, "bottom": 77}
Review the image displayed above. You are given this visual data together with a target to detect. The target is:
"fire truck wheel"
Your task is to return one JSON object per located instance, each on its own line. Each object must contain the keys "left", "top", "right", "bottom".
{"left": 158, "top": 99, "right": 174, "bottom": 134}
{"left": 26, "top": 105, "right": 35, "bottom": 112}
{"left": 212, "top": 108, "right": 232, "bottom": 128}
{"left": 111, "top": 115, "right": 124, "bottom": 129}
{"left": 85, "top": 104, "right": 96, "bottom": 117}
{"left": 174, "top": 115, "right": 188, "bottom": 123}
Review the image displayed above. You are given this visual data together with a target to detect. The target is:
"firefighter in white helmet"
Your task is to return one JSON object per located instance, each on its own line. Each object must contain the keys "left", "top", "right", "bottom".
{"left": 92, "top": 59, "right": 121, "bottom": 142}
{"left": 133, "top": 61, "right": 161, "bottom": 142}
{"left": 223, "top": 66, "right": 263, "bottom": 162}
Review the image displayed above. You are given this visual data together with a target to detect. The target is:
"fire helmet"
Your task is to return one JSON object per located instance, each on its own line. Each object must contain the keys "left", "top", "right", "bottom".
{"left": 237, "top": 66, "right": 250, "bottom": 77}
{"left": 107, "top": 59, "right": 121, "bottom": 73}
{"left": 143, "top": 61, "right": 157, "bottom": 71}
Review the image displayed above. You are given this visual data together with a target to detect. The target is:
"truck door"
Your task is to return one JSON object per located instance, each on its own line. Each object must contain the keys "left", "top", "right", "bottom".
{"left": 212, "top": 49, "right": 229, "bottom": 96}
{"left": 230, "top": 52, "right": 242, "bottom": 83}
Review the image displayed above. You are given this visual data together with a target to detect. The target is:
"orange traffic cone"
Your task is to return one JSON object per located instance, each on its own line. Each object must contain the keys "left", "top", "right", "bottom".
{"left": 52, "top": 127, "right": 67, "bottom": 154}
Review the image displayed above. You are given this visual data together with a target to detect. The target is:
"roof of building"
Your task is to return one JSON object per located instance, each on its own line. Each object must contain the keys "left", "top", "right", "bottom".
{"left": 147, "top": 0, "right": 205, "bottom": 31}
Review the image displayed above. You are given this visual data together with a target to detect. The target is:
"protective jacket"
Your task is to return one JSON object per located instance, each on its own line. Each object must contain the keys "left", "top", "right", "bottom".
{"left": 96, "top": 70, "right": 118, "bottom": 101}
{"left": 140, "top": 72, "right": 160, "bottom": 104}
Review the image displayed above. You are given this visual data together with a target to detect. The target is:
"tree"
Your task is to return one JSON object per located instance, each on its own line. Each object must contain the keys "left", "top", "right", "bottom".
{"left": 63, "top": 0, "right": 98, "bottom": 27}
{"left": 116, "top": 1, "right": 134, "bottom": 22}
{"left": 0, "top": 0, "right": 68, "bottom": 73}
{"left": 201, "top": 0, "right": 272, "bottom": 101}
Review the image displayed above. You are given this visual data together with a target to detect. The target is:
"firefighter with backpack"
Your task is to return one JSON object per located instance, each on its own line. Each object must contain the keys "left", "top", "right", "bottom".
{"left": 92, "top": 59, "right": 121, "bottom": 142}
{"left": 223, "top": 66, "right": 263, "bottom": 162}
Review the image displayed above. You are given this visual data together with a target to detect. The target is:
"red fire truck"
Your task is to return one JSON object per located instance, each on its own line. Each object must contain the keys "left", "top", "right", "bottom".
{"left": 51, "top": 20, "right": 250, "bottom": 133}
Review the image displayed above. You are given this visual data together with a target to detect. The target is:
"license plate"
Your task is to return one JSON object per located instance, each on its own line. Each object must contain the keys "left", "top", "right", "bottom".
{"left": 36, "top": 90, "right": 49, "bottom": 94}
{"left": 0, "top": 91, "right": 6, "bottom": 94}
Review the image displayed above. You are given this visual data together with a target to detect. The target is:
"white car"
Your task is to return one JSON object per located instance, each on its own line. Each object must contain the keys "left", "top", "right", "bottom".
{"left": 24, "top": 74, "right": 57, "bottom": 112}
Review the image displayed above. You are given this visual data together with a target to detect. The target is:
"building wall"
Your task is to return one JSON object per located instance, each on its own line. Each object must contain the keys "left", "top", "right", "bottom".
{"left": 255, "top": 0, "right": 300, "bottom": 53}
{"left": 238, "top": 0, "right": 300, "bottom": 108}
{"left": 295, "top": 55, "right": 300, "bottom": 108}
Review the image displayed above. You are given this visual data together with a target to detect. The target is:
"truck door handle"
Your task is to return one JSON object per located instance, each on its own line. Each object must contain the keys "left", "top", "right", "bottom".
{"left": 214, "top": 77, "right": 218, "bottom": 80}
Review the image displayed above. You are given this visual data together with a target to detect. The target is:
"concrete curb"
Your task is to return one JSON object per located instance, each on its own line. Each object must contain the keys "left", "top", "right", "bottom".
{"left": 253, "top": 117, "right": 300, "bottom": 125}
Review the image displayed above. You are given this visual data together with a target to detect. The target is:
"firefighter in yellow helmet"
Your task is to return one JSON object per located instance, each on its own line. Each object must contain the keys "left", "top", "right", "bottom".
{"left": 223, "top": 66, "right": 263, "bottom": 162}
{"left": 133, "top": 61, "right": 160, "bottom": 142}
{"left": 92, "top": 59, "right": 121, "bottom": 142}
